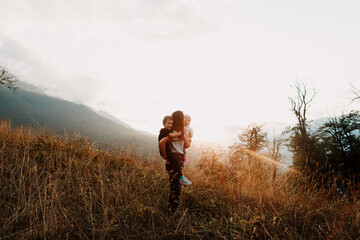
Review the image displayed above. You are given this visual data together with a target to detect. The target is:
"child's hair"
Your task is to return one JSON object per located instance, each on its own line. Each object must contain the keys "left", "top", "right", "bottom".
{"left": 172, "top": 110, "right": 184, "bottom": 138}
{"left": 162, "top": 115, "right": 173, "bottom": 125}
{"left": 184, "top": 114, "right": 191, "bottom": 121}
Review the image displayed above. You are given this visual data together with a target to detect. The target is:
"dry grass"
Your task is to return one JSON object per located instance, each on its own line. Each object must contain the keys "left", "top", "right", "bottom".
{"left": 1, "top": 120, "right": 359, "bottom": 239}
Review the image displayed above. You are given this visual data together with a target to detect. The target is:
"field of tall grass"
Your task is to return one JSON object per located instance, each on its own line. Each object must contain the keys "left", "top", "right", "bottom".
{"left": 1, "top": 120, "right": 360, "bottom": 239}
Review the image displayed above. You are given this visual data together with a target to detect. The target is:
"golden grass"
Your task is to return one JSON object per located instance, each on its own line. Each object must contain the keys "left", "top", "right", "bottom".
{"left": 0, "top": 120, "right": 359, "bottom": 239}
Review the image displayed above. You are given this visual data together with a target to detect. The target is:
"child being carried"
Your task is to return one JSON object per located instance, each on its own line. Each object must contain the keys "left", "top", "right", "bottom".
{"left": 183, "top": 114, "right": 194, "bottom": 165}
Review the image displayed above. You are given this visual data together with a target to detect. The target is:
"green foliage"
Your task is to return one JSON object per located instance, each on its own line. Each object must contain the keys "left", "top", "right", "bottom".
{"left": 287, "top": 110, "right": 360, "bottom": 185}
{"left": 285, "top": 124, "right": 317, "bottom": 170}
{"left": 317, "top": 111, "right": 360, "bottom": 177}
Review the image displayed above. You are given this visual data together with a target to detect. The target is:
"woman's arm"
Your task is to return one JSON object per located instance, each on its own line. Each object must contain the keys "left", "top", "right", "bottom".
{"left": 168, "top": 131, "right": 181, "bottom": 138}
{"left": 159, "top": 136, "right": 171, "bottom": 159}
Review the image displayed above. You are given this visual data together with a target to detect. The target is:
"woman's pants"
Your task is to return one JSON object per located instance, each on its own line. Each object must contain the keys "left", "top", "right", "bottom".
{"left": 165, "top": 152, "right": 184, "bottom": 213}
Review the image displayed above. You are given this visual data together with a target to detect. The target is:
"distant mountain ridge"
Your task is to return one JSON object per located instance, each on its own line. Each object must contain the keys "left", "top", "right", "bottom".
{"left": 89, "top": 107, "right": 133, "bottom": 129}
{"left": 15, "top": 81, "right": 134, "bottom": 129}
{"left": 16, "top": 81, "right": 44, "bottom": 94}
{"left": 0, "top": 82, "right": 156, "bottom": 151}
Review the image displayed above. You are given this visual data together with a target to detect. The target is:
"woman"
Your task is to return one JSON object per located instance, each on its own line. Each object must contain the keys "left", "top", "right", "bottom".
{"left": 159, "top": 110, "right": 190, "bottom": 216}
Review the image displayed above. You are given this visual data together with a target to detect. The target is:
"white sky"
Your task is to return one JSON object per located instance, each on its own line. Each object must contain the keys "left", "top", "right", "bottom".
{"left": 1, "top": 0, "right": 360, "bottom": 144}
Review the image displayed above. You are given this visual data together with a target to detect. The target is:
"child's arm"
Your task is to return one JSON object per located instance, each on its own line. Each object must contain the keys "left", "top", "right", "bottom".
{"left": 189, "top": 128, "right": 194, "bottom": 138}
{"left": 159, "top": 136, "right": 171, "bottom": 159}
{"left": 168, "top": 131, "right": 181, "bottom": 138}
{"left": 184, "top": 139, "right": 191, "bottom": 149}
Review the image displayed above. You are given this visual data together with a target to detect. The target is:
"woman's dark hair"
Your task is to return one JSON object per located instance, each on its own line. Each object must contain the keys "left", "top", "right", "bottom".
{"left": 172, "top": 110, "right": 184, "bottom": 138}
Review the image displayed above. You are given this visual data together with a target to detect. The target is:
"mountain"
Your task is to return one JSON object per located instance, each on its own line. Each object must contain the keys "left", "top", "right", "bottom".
{"left": 0, "top": 82, "right": 156, "bottom": 150}
{"left": 89, "top": 107, "right": 133, "bottom": 129}
{"left": 16, "top": 81, "right": 44, "bottom": 94}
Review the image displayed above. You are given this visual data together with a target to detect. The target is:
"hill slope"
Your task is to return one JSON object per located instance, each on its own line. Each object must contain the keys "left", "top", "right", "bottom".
{"left": 0, "top": 84, "right": 155, "bottom": 149}
{"left": 0, "top": 121, "right": 359, "bottom": 239}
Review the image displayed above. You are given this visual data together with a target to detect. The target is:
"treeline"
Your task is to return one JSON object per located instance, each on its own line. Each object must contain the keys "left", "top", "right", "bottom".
{"left": 230, "top": 81, "right": 360, "bottom": 186}
{"left": 287, "top": 82, "right": 360, "bottom": 186}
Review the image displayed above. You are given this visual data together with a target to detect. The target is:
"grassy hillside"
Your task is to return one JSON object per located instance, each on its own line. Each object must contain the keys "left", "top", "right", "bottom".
{"left": 1, "top": 120, "right": 359, "bottom": 239}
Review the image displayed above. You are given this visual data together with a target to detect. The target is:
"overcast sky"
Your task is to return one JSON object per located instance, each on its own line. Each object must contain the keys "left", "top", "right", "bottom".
{"left": 1, "top": 0, "right": 360, "bottom": 144}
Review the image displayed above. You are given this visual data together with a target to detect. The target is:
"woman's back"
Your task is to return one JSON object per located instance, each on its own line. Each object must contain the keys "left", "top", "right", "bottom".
{"left": 170, "top": 130, "right": 184, "bottom": 154}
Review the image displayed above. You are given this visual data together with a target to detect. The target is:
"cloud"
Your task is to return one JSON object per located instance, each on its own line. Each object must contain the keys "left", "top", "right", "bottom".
{"left": 0, "top": 0, "right": 221, "bottom": 107}
{"left": 0, "top": 34, "right": 102, "bottom": 105}
{"left": 0, "top": 34, "right": 55, "bottom": 85}
{"left": 132, "top": 0, "right": 218, "bottom": 41}
{"left": 0, "top": 0, "right": 218, "bottom": 44}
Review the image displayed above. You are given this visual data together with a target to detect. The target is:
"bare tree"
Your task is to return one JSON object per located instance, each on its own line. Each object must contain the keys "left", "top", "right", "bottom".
{"left": 266, "top": 135, "right": 283, "bottom": 181}
{"left": 0, "top": 66, "right": 18, "bottom": 91}
{"left": 288, "top": 81, "right": 316, "bottom": 170}
{"left": 349, "top": 82, "right": 360, "bottom": 102}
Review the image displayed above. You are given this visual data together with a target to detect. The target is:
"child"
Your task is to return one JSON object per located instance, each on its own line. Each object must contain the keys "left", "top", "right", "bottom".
{"left": 158, "top": 116, "right": 177, "bottom": 158}
{"left": 183, "top": 114, "right": 194, "bottom": 165}
{"left": 158, "top": 115, "right": 192, "bottom": 185}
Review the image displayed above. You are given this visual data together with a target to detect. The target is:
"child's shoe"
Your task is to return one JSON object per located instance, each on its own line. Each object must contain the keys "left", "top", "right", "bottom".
{"left": 180, "top": 177, "right": 192, "bottom": 185}
{"left": 183, "top": 158, "right": 189, "bottom": 165}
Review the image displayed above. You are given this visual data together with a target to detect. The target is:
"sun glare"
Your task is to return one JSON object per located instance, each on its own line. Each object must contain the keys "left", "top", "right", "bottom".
{"left": 193, "top": 124, "right": 226, "bottom": 143}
